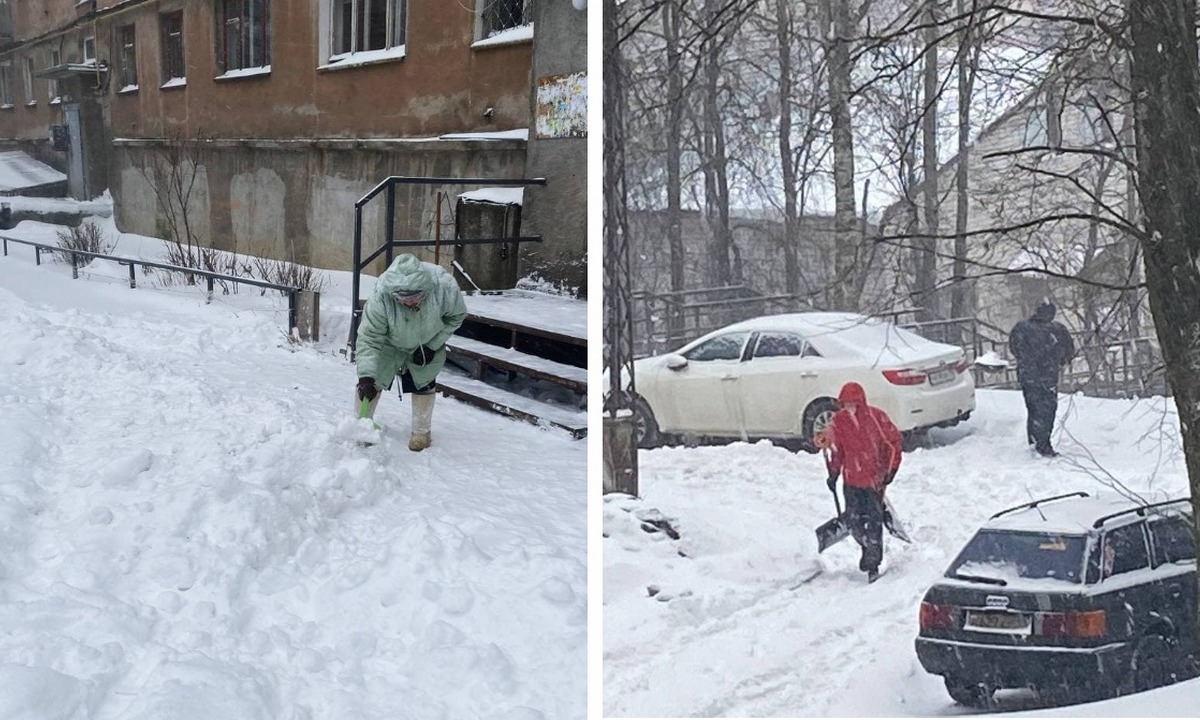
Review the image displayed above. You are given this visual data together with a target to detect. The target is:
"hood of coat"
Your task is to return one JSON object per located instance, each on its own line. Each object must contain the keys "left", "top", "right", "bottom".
{"left": 837, "top": 381, "right": 867, "bottom": 407}
{"left": 1033, "top": 301, "right": 1056, "bottom": 322}
{"left": 376, "top": 254, "right": 437, "bottom": 300}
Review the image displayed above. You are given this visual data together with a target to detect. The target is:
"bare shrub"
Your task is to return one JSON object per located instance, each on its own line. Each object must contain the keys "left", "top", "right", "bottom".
{"left": 55, "top": 220, "right": 114, "bottom": 260}
{"left": 251, "top": 256, "right": 328, "bottom": 294}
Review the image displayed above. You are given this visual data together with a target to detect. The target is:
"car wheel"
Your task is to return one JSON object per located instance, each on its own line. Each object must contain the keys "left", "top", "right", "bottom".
{"left": 631, "top": 396, "right": 663, "bottom": 449}
{"left": 799, "top": 398, "right": 839, "bottom": 454}
{"left": 1122, "top": 634, "right": 1177, "bottom": 694}
{"left": 943, "top": 677, "right": 994, "bottom": 709}
{"left": 901, "top": 428, "right": 929, "bottom": 452}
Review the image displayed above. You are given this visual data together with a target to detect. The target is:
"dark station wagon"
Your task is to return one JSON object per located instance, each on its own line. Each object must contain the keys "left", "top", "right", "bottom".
{"left": 916, "top": 492, "right": 1197, "bottom": 707}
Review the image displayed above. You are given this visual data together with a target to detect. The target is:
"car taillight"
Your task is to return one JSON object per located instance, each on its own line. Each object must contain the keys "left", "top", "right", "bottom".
{"left": 954, "top": 358, "right": 969, "bottom": 373}
{"left": 1037, "top": 610, "right": 1106, "bottom": 638}
{"left": 920, "top": 601, "right": 956, "bottom": 630}
{"left": 883, "top": 368, "right": 927, "bottom": 386}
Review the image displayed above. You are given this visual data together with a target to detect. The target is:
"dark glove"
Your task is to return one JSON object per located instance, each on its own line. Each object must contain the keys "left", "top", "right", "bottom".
{"left": 410, "top": 344, "right": 438, "bottom": 366}
{"left": 826, "top": 472, "right": 839, "bottom": 492}
{"left": 357, "top": 377, "right": 378, "bottom": 402}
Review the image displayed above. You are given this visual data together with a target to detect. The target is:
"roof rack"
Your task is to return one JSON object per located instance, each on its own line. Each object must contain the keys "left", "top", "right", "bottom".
{"left": 990, "top": 491, "right": 1090, "bottom": 520}
{"left": 1092, "top": 497, "right": 1191, "bottom": 529}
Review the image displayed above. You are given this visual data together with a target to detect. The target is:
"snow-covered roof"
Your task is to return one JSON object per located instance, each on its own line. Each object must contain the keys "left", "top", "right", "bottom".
{"left": 982, "top": 493, "right": 1186, "bottom": 535}
{"left": 0, "top": 151, "right": 67, "bottom": 194}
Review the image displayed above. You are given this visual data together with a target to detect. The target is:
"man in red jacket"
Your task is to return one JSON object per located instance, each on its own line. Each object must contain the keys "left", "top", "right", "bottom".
{"left": 817, "top": 381, "right": 903, "bottom": 582}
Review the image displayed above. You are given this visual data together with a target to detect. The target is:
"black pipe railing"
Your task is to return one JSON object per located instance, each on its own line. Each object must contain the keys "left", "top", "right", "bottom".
{"left": 349, "top": 175, "right": 547, "bottom": 356}
{"left": 1, "top": 234, "right": 302, "bottom": 330}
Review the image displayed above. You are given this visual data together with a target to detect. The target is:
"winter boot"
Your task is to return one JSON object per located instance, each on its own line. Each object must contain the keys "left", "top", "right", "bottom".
{"left": 409, "top": 392, "right": 435, "bottom": 451}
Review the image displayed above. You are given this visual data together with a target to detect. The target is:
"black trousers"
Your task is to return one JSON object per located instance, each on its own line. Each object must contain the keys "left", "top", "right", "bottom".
{"left": 843, "top": 485, "right": 885, "bottom": 573}
{"left": 1021, "top": 382, "right": 1057, "bottom": 451}
{"left": 398, "top": 370, "right": 436, "bottom": 395}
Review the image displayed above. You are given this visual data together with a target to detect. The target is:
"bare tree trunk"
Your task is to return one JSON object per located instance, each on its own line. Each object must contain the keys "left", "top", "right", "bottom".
{"left": 950, "top": 1, "right": 978, "bottom": 329}
{"left": 666, "top": 0, "right": 685, "bottom": 294}
{"left": 776, "top": 0, "right": 799, "bottom": 295}
{"left": 701, "top": 0, "right": 733, "bottom": 287}
{"left": 1128, "top": 0, "right": 1200, "bottom": 648}
{"left": 823, "top": 0, "right": 858, "bottom": 310}
{"left": 918, "top": 0, "right": 940, "bottom": 321}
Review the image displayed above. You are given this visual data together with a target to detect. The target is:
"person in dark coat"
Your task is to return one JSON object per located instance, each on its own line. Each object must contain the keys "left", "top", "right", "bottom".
{"left": 816, "top": 381, "right": 903, "bottom": 582}
{"left": 1008, "top": 301, "right": 1075, "bottom": 457}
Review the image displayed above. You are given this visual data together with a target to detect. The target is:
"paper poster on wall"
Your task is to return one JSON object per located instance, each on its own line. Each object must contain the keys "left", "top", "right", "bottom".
{"left": 535, "top": 71, "right": 587, "bottom": 139}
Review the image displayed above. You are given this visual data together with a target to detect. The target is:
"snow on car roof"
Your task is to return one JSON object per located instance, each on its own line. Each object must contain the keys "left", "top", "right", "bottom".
{"left": 981, "top": 494, "right": 1179, "bottom": 535}
{"left": 720, "top": 312, "right": 960, "bottom": 365}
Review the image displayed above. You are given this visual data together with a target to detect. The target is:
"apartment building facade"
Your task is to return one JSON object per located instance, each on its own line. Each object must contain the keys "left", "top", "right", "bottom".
{"left": 0, "top": 0, "right": 586, "bottom": 292}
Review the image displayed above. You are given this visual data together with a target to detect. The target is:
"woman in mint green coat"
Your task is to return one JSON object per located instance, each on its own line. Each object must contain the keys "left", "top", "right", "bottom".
{"left": 354, "top": 253, "right": 468, "bottom": 450}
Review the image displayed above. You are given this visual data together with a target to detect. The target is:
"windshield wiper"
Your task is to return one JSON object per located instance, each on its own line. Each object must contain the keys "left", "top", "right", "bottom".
{"left": 949, "top": 572, "right": 1008, "bottom": 586}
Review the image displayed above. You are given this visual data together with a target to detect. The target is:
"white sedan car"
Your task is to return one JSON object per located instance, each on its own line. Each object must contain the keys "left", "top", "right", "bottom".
{"left": 629, "top": 312, "right": 975, "bottom": 450}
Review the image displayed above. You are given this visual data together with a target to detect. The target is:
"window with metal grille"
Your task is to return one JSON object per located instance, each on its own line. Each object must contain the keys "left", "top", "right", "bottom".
{"left": 160, "top": 11, "right": 184, "bottom": 81}
{"left": 331, "top": 0, "right": 406, "bottom": 57}
{"left": 218, "top": 0, "right": 270, "bottom": 73}
{"left": 0, "top": 63, "right": 12, "bottom": 106}
{"left": 118, "top": 24, "right": 137, "bottom": 88}
{"left": 480, "top": 0, "right": 531, "bottom": 38}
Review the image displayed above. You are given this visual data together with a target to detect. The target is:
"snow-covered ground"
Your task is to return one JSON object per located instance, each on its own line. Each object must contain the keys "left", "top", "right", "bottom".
{"left": 604, "top": 390, "right": 1194, "bottom": 717}
{"left": 0, "top": 205, "right": 585, "bottom": 719}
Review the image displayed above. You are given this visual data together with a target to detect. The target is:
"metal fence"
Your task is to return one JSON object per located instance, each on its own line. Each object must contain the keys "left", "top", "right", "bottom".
{"left": 1, "top": 234, "right": 303, "bottom": 331}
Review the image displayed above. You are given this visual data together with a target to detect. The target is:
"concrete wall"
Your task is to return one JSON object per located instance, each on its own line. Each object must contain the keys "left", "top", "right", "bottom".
{"left": 111, "top": 136, "right": 528, "bottom": 275}
{"left": 520, "top": 0, "right": 587, "bottom": 296}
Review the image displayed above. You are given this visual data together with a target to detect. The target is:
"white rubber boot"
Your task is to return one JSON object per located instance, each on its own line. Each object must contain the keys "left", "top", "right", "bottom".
{"left": 409, "top": 392, "right": 435, "bottom": 451}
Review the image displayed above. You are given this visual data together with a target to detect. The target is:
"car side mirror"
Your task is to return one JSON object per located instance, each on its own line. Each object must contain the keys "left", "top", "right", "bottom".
{"left": 666, "top": 354, "right": 688, "bottom": 371}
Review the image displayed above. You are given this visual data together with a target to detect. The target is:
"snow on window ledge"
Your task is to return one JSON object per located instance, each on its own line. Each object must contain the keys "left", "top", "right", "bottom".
{"left": 117, "top": 84, "right": 139, "bottom": 94}
{"left": 0, "top": 104, "right": 12, "bottom": 111}
{"left": 438, "top": 128, "right": 529, "bottom": 141}
{"left": 24, "top": 101, "right": 36, "bottom": 107}
{"left": 214, "top": 65, "right": 271, "bottom": 81}
{"left": 318, "top": 45, "right": 407, "bottom": 72}
{"left": 471, "top": 24, "right": 534, "bottom": 50}
{"left": 49, "top": 97, "right": 62, "bottom": 105}
{"left": 160, "top": 78, "right": 186, "bottom": 90}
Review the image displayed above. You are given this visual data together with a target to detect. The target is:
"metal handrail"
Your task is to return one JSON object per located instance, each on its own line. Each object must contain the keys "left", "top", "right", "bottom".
{"left": 348, "top": 175, "right": 548, "bottom": 356}
{"left": 0, "top": 234, "right": 302, "bottom": 330}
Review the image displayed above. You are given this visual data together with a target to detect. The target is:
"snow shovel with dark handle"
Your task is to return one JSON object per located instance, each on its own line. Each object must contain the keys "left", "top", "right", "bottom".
{"left": 816, "top": 483, "right": 851, "bottom": 553}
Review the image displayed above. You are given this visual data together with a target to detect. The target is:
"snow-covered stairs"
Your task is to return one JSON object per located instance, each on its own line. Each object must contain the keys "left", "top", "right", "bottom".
{"left": 440, "top": 290, "right": 587, "bottom": 438}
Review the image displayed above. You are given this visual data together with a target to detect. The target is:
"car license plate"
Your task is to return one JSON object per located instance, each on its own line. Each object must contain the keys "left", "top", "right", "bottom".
{"left": 964, "top": 610, "right": 1031, "bottom": 635}
{"left": 928, "top": 368, "right": 955, "bottom": 386}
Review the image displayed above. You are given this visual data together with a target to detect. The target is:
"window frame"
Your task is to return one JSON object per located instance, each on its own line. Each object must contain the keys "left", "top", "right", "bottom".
{"left": 0, "top": 62, "right": 12, "bottom": 108}
{"left": 1148, "top": 512, "right": 1196, "bottom": 567}
{"left": 22, "top": 56, "right": 35, "bottom": 105}
{"left": 216, "top": 0, "right": 271, "bottom": 76}
{"left": 160, "top": 10, "right": 185, "bottom": 85}
{"left": 682, "top": 332, "right": 752, "bottom": 363}
{"left": 117, "top": 23, "right": 138, "bottom": 90}
{"left": 329, "top": 0, "right": 407, "bottom": 61}
{"left": 749, "top": 332, "right": 812, "bottom": 360}
{"left": 82, "top": 35, "right": 96, "bottom": 65}
{"left": 1100, "top": 522, "right": 1151, "bottom": 579}
{"left": 49, "top": 49, "right": 61, "bottom": 103}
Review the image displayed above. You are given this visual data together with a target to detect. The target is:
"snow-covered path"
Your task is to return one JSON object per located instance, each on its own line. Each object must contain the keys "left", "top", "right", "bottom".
{"left": 604, "top": 391, "right": 1191, "bottom": 717}
{"left": 0, "top": 242, "right": 585, "bottom": 719}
